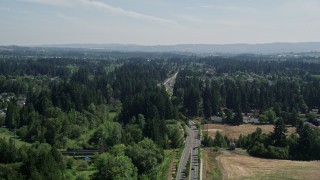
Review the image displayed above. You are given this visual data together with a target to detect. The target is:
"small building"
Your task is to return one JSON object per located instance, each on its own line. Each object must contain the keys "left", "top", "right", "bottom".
{"left": 299, "top": 113, "right": 306, "bottom": 118}
{"left": 243, "top": 112, "right": 254, "bottom": 118}
{"left": 210, "top": 116, "right": 223, "bottom": 123}
{"left": 17, "top": 97, "right": 26, "bottom": 107}
{"left": 304, "top": 122, "right": 317, "bottom": 129}
{"left": 0, "top": 109, "right": 5, "bottom": 118}
{"left": 243, "top": 117, "right": 260, "bottom": 124}
{"left": 229, "top": 141, "right": 236, "bottom": 150}
{"left": 247, "top": 78, "right": 254, "bottom": 82}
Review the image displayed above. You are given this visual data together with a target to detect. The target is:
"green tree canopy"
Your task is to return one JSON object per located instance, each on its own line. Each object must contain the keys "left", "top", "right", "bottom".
{"left": 270, "top": 118, "right": 287, "bottom": 147}
{"left": 20, "top": 142, "right": 64, "bottom": 180}
{"left": 213, "top": 131, "right": 227, "bottom": 148}
{"left": 126, "top": 138, "right": 163, "bottom": 175}
{"left": 93, "top": 153, "right": 137, "bottom": 180}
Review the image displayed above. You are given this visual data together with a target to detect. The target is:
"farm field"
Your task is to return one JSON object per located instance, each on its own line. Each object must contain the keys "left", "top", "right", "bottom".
{"left": 216, "top": 149, "right": 320, "bottom": 180}
{"left": 204, "top": 124, "right": 296, "bottom": 139}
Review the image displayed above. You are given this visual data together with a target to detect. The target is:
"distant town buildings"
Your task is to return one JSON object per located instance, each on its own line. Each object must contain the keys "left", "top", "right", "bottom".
{"left": 209, "top": 108, "right": 320, "bottom": 127}
{"left": 0, "top": 93, "right": 26, "bottom": 118}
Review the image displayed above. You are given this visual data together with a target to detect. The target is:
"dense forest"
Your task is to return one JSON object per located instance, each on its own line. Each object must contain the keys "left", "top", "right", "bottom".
{"left": 172, "top": 57, "right": 320, "bottom": 161}
{"left": 0, "top": 55, "right": 184, "bottom": 179}
{"left": 1, "top": 49, "right": 320, "bottom": 179}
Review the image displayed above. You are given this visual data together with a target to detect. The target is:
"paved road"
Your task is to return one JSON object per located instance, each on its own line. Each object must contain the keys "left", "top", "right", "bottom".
{"left": 164, "top": 71, "right": 178, "bottom": 90}
{"left": 190, "top": 124, "right": 200, "bottom": 180}
{"left": 176, "top": 122, "right": 200, "bottom": 180}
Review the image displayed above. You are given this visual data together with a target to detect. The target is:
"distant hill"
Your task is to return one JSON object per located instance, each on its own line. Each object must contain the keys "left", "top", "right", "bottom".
{"left": 36, "top": 42, "right": 320, "bottom": 54}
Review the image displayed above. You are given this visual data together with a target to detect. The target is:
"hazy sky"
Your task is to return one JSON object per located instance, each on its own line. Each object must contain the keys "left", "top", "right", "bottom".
{"left": 1, "top": 0, "right": 320, "bottom": 45}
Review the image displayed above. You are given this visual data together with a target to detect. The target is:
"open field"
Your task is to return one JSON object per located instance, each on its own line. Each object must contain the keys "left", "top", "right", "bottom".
{"left": 216, "top": 150, "right": 320, "bottom": 180}
{"left": 204, "top": 124, "right": 296, "bottom": 140}
{"left": 0, "top": 127, "right": 30, "bottom": 147}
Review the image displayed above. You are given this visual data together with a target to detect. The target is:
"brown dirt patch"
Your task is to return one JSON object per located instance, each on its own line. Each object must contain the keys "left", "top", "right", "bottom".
{"left": 204, "top": 124, "right": 296, "bottom": 140}
{"left": 216, "top": 150, "right": 320, "bottom": 180}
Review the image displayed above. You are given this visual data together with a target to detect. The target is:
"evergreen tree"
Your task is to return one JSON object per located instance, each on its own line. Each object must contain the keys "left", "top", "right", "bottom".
{"left": 202, "top": 132, "right": 214, "bottom": 147}
{"left": 213, "top": 131, "right": 227, "bottom": 148}
{"left": 270, "top": 118, "right": 287, "bottom": 147}
{"left": 203, "top": 80, "right": 212, "bottom": 118}
{"left": 5, "top": 100, "right": 20, "bottom": 129}
{"left": 225, "top": 109, "right": 233, "bottom": 124}
{"left": 210, "top": 80, "right": 220, "bottom": 115}
{"left": 20, "top": 143, "right": 65, "bottom": 179}
{"left": 233, "top": 108, "right": 243, "bottom": 125}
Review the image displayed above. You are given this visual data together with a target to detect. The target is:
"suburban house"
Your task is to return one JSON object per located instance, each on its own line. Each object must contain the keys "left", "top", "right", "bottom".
{"left": 210, "top": 116, "right": 223, "bottom": 123}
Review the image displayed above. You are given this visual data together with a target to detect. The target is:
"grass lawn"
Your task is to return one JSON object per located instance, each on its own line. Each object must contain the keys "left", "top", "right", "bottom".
{"left": 155, "top": 149, "right": 176, "bottom": 180}
{"left": 0, "top": 127, "right": 30, "bottom": 147}
{"left": 65, "top": 159, "right": 96, "bottom": 180}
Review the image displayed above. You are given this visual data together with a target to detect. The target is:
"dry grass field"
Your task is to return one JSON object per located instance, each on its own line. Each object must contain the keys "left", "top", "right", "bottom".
{"left": 202, "top": 149, "right": 222, "bottom": 180}
{"left": 201, "top": 123, "right": 319, "bottom": 180}
{"left": 204, "top": 124, "right": 296, "bottom": 140}
{"left": 216, "top": 150, "right": 320, "bottom": 180}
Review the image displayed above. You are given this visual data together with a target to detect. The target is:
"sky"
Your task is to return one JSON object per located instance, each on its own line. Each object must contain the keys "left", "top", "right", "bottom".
{"left": 1, "top": 0, "right": 320, "bottom": 45}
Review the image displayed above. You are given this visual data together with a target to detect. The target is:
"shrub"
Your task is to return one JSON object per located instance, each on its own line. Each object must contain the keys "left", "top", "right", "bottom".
{"left": 76, "top": 161, "right": 88, "bottom": 171}
{"left": 65, "top": 157, "right": 74, "bottom": 169}
{"left": 267, "top": 146, "right": 289, "bottom": 159}
{"left": 248, "top": 143, "right": 289, "bottom": 159}
{"left": 213, "top": 131, "right": 227, "bottom": 148}
{"left": 202, "top": 132, "right": 214, "bottom": 147}
{"left": 213, "top": 147, "right": 220, "bottom": 152}
{"left": 248, "top": 142, "right": 267, "bottom": 157}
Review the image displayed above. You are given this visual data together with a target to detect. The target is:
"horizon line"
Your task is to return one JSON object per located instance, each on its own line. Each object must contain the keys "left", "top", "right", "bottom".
{"left": 2, "top": 41, "right": 320, "bottom": 47}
